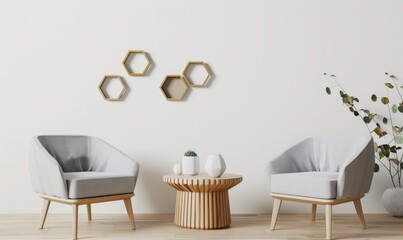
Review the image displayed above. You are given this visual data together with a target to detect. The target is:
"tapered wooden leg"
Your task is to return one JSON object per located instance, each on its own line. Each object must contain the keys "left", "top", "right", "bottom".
{"left": 353, "top": 199, "right": 366, "bottom": 229}
{"left": 86, "top": 204, "right": 92, "bottom": 221}
{"left": 72, "top": 204, "right": 79, "bottom": 240}
{"left": 124, "top": 198, "right": 136, "bottom": 230}
{"left": 270, "top": 199, "right": 282, "bottom": 231}
{"left": 325, "top": 204, "right": 332, "bottom": 240}
{"left": 312, "top": 204, "right": 317, "bottom": 221}
{"left": 39, "top": 199, "right": 51, "bottom": 229}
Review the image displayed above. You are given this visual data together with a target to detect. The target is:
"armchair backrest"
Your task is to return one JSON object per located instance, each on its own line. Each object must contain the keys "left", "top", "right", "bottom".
{"left": 313, "top": 135, "right": 373, "bottom": 172}
{"left": 38, "top": 136, "right": 91, "bottom": 172}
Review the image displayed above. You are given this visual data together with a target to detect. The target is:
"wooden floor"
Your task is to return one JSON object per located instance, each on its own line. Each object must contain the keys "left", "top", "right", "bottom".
{"left": 1, "top": 214, "right": 403, "bottom": 239}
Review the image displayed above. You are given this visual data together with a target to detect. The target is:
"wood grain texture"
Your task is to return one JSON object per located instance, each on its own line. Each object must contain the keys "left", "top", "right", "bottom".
{"left": 86, "top": 204, "right": 92, "bottom": 222}
{"left": 354, "top": 199, "right": 367, "bottom": 229}
{"left": 270, "top": 199, "right": 282, "bottom": 231}
{"left": 39, "top": 199, "right": 50, "bottom": 229}
{"left": 312, "top": 204, "right": 317, "bottom": 221}
{"left": 2, "top": 214, "right": 403, "bottom": 239}
{"left": 38, "top": 193, "right": 136, "bottom": 240}
{"left": 270, "top": 194, "right": 367, "bottom": 240}
{"left": 163, "top": 173, "right": 242, "bottom": 229}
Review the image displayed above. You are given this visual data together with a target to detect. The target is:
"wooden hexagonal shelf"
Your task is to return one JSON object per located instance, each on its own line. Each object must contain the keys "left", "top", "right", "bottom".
{"left": 160, "top": 75, "right": 190, "bottom": 101}
{"left": 98, "top": 75, "right": 127, "bottom": 101}
{"left": 182, "top": 61, "right": 212, "bottom": 88}
{"left": 122, "top": 50, "right": 152, "bottom": 76}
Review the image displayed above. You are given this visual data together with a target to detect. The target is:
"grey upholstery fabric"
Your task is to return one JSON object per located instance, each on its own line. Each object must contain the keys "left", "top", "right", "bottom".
{"left": 266, "top": 135, "right": 374, "bottom": 199}
{"left": 64, "top": 172, "right": 135, "bottom": 199}
{"left": 271, "top": 172, "right": 339, "bottom": 199}
{"left": 29, "top": 135, "right": 139, "bottom": 199}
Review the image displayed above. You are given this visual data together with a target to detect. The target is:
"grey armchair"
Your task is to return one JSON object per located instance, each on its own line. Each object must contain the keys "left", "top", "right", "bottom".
{"left": 266, "top": 135, "right": 374, "bottom": 240}
{"left": 29, "top": 135, "right": 140, "bottom": 240}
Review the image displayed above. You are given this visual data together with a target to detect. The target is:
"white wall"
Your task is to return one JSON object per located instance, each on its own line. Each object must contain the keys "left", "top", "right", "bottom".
{"left": 1, "top": 0, "right": 402, "bottom": 214}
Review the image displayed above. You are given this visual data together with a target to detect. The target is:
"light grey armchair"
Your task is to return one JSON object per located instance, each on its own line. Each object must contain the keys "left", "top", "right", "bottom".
{"left": 29, "top": 135, "right": 140, "bottom": 240}
{"left": 266, "top": 135, "right": 374, "bottom": 240}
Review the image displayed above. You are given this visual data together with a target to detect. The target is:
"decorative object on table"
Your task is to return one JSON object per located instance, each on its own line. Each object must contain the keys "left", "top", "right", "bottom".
{"left": 160, "top": 75, "right": 190, "bottom": 101}
{"left": 182, "top": 150, "right": 199, "bottom": 175}
{"left": 325, "top": 72, "right": 403, "bottom": 216}
{"left": 122, "top": 50, "right": 152, "bottom": 76}
{"left": 173, "top": 163, "right": 182, "bottom": 175}
{"left": 205, "top": 154, "right": 226, "bottom": 177}
{"left": 98, "top": 75, "right": 127, "bottom": 101}
{"left": 163, "top": 173, "right": 242, "bottom": 229}
{"left": 267, "top": 135, "right": 374, "bottom": 240}
{"left": 29, "top": 135, "right": 139, "bottom": 240}
{"left": 182, "top": 61, "right": 212, "bottom": 88}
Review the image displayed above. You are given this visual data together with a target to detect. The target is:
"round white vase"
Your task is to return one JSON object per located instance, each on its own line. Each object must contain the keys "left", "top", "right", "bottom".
{"left": 382, "top": 187, "right": 403, "bottom": 217}
{"left": 205, "top": 154, "right": 226, "bottom": 178}
{"left": 173, "top": 163, "right": 182, "bottom": 175}
{"left": 182, "top": 156, "right": 199, "bottom": 175}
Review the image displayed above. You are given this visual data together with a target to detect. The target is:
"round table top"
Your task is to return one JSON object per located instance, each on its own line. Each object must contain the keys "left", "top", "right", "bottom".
{"left": 163, "top": 173, "right": 242, "bottom": 192}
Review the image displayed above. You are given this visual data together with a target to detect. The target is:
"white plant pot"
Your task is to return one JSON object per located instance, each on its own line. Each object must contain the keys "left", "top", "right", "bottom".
{"left": 205, "top": 154, "right": 226, "bottom": 178}
{"left": 182, "top": 156, "right": 199, "bottom": 175}
{"left": 173, "top": 163, "right": 182, "bottom": 175}
{"left": 382, "top": 187, "right": 403, "bottom": 217}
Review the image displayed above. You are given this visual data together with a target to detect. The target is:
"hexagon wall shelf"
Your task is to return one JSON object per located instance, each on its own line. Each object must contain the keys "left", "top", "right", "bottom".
{"left": 122, "top": 50, "right": 152, "bottom": 76}
{"left": 182, "top": 61, "right": 212, "bottom": 88}
{"left": 98, "top": 75, "right": 127, "bottom": 101}
{"left": 160, "top": 75, "right": 190, "bottom": 101}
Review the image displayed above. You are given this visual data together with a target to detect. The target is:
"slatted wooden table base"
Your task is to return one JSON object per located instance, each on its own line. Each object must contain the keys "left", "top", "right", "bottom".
{"left": 163, "top": 173, "right": 242, "bottom": 230}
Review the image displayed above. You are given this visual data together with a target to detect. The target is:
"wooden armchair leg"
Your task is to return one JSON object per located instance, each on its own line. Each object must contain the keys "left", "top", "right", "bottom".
{"left": 86, "top": 204, "right": 92, "bottom": 221}
{"left": 39, "top": 199, "right": 51, "bottom": 229}
{"left": 353, "top": 199, "right": 366, "bottom": 229}
{"left": 325, "top": 204, "right": 333, "bottom": 240}
{"left": 124, "top": 198, "right": 136, "bottom": 230}
{"left": 72, "top": 204, "right": 79, "bottom": 240}
{"left": 312, "top": 204, "right": 317, "bottom": 221}
{"left": 270, "top": 199, "right": 282, "bottom": 231}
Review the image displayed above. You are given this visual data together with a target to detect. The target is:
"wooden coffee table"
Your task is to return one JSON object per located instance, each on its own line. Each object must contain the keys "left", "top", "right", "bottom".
{"left": 163, "top": 173, "right": 242, "bottom": 229}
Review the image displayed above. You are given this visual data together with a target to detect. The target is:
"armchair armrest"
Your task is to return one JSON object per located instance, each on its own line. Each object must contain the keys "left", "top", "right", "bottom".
{"left": 266, "top": 138, "right": 316, "bottom": 177}
{"left": 337, "top": 137, "right": 374, "bottom": 198}
{"left": 89, "top": 137, "right": 140, "bottom": 187}
{"left": 29, "top": 137, "right": 68, "bottom": 198}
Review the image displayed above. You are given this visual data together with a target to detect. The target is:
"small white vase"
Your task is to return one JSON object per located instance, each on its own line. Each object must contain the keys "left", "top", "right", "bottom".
{"left": 173, "top": 163, "right": 182, "bottom": 175}
{"left": 205, "top": 154, "right": 226, "bottom": 178}
{"left": 182, "top": 156, "right": 199, "bottom": 175}
{"left": 382, "top": 187, "right": 403, "bottom": 217}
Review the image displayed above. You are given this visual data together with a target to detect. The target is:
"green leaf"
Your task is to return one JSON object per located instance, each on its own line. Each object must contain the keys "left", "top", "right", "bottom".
{"left": 379, "top": 152, "right": 385, "bottom": 159}
{"left": 374, "top": 142, "right": 378, "bottom": 152}
{"left": 385, "top": 82, "right": 394, "bottom": 89}
{"left": 394, "top": 135, "right": 403, "bottom": 144}
{"left": 374, "top": 125, "right": 387, "bottom": 138}
{"left": 363, "top": 116, "right": 371, "bottom": 123}
{"left": 339, "top": 91, "right": 344, "bottom": 96}
{"left": 374, "top": 163, "right": 380, "bottom": 172}
{"left": 392, "top": 104, "right": 398, "bottom": 113}
{"left": 398, "top": 105, "right": 403, "bottom": 113}
{"left": 354, "top": 111, "right": 359, "bottom": 116}
{"left": 342, "top": 97, "right": 348, "bottom": 104}
{"left": 383, "top": 117, "right": 388, "bottom": 124}
{"left": 349, "top": 107, "right": 354, "bottom": 112}
{"left": 371, "top": 94, "right": 377, "bottom": 102}
{"left": 381, "top": 97, "right": 390, "bottom": 104}
{"left": 380, "top": 144, "right": 391, "bottom": 158}
{"left": 326, "top": 87, "right": 331, "bottom": 95}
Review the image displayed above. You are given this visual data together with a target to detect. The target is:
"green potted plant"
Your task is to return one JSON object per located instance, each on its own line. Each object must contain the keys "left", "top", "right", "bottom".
{"left": 182, "top": 150, "right": 199, "bottom": 175}
{"left": 325, "top": 72, "right": 403, "bottom": 216}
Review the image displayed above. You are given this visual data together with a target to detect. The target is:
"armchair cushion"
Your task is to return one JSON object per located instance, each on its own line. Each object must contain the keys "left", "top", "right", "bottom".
{"left": 64, "top": 172, "right": 135, "bottom": 199}
{"left": 271, "top": 172, "right": 339, "bottom": 199}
